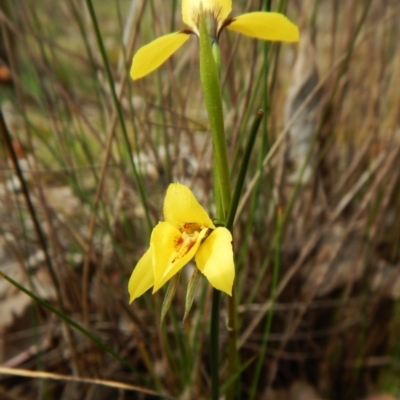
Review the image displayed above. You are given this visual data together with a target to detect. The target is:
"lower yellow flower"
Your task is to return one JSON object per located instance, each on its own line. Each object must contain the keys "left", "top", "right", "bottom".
{"left": 128, "top": 183, "right": 235, "bottom": 302}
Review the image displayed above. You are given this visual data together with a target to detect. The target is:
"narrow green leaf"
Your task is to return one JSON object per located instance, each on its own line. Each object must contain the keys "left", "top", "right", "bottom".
{"left": 226, "top": 110, "right": 264, "bottom": 231}
{"left": 0, "top": 271, "right": 135, "bottom": 372}
{"left": 183, "top": 268, "right": 202, "bottom": 321}
{"left": 160, "top": 271, "right": 181, "bottom": 324}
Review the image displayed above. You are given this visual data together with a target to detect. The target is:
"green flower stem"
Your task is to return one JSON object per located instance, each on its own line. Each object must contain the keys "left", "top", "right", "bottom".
{"left": 210, "top": 289, "right": 221, "bottom": 400}
{"left": 199, "top": 12, "right": 232, "bottom": 400}
{"left": 198, "top": 11, "right": 265, "bottom": 400}
{"left": 226, "top": 289, "right": 237, "bottom": 400}
{"left": 199, "top": 13, "right": 231, "bottom": 220}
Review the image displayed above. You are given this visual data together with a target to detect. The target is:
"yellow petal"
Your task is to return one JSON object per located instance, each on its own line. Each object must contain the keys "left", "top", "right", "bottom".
{"left": 151, "top": 222, "right": 180, "bottom": 289}
{"left": 182, "top": 0, "right": 232, "bottom": 31}
{"left": 128, "top": 247, "right": 154, "bottom": 303}
{"left": 195, "top": 227, "right": 234, "bottom": 295}
{"left": 163, "top": 183, "right": 215, "bottom": 229}
{"left": 130, "top": 32, "right": 190, "bottom": 80}
{"left": 227, "top": 12, "right": 299, "bottom": 42}
{"left": 151, "top": 222, "right": 209, "bottom": 292}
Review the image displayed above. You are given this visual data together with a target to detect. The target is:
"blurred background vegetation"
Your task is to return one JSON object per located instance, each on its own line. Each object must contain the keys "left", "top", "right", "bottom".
{"left": 0, "top": 0, "right": 399, "bottom": 399}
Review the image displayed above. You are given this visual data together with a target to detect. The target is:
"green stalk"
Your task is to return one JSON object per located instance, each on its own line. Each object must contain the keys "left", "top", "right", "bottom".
{"left": 198, "top": 13, "right": 231, "bottom": 220}
{"left": 199, "top": 11, "right": 232, "bottom": 400}
{"left": 225, "top": 289, "right": 237, "bottom": 400}
{"left": 210, "top": 289, "right": 221, "bottom": 400}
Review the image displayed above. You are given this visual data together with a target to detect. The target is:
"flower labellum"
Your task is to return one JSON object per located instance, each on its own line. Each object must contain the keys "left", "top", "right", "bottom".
{"left": 131, "top": 0, "right": 299, "bottom": 80}
{"left": 128, "top": 183, "right": 235, "bottom": 302}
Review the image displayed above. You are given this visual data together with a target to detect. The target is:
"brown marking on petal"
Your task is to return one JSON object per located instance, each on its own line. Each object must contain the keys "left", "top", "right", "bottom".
{"left": 180, "top": 29, "right": 195, "bottom": 35}
{"left": 174, "top": 235, "right": 184, "bottom": 249}
{"left": 218, "top": 18, "right": 235, "bottom": 38}
{"left": 199, "top": 228, "right": 212, "bottom": 244}
{"left": 182, "top": 222, "right": 202, "bottom": 234}
{"left": 172, "top": 229, "right": 202, "bottom": 261}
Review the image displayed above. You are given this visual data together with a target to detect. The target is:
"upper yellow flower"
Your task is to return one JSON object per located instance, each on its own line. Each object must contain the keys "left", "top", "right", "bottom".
{"left": 128, "top": 183, "right": 235, "bottom": 302}
{"left": 131, "top": 0, "right": 299, "bottom": 80}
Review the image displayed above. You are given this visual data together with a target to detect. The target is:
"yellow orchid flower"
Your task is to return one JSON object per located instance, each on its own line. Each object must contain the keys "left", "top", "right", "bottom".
{"left": 131, "top": 0, "right": 299, "bottom": 80}
{"left": 128, "top": 183, "right": 235, "bottom": 302}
